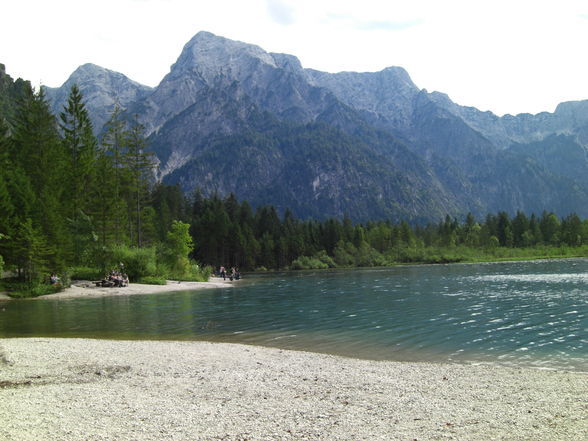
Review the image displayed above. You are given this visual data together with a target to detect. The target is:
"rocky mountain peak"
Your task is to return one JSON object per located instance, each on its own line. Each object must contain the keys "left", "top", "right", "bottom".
{"left": 169, "top": 31, "right": 278, "bottom": 83}
{"left": 554, "top": 100, "right": 588, "bottom": 125}
{"left": 63, "top": 63, "right": 147, "bottom": 91}
{"left": 44, "top": 63, "right": 152, "bottom": 133}
{"left": 379, "top": 66, "right": 418, "bottom": 89}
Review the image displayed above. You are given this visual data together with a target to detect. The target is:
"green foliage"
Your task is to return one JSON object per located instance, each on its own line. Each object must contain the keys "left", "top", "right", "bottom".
{"left": 136, "top": 275, "right": 167, "bottom": 285}
{"left": 290, "top": 256, "right": 329, "bottom": 270}
{"left": 106, "top": 245, "right": 157, "bottom": 281}
{"left": 158, "top": 220, "right": 196, "bottom": 278}
{"left": 170, "top": 262, "right": 212, "bottom": 282}
{"left": 1, "top": 276, "right": 64, "bottom": 298}
{"left": 68, "top": 266, "right": 103, "bottom": 280}
{"left": 8, "top": 283, "right": 63, "bottom": 299}
{"left": 290, "top": 251, "right": 336, "bottom": 270}
{"left": 186, "top": 193, "right": 588, "bottom": 271}
{"left": 124, "top": 115, "right": 156, "bottom": 248}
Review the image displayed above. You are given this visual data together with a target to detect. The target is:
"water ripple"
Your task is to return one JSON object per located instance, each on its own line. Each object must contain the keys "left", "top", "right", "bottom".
{"left": 2, "top": 260, "right": 588, "bottom": 371}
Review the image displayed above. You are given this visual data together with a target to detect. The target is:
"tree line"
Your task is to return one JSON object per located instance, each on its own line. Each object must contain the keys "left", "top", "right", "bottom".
{"left": 0, "top": 85, "right": 202, "bottom": 295}
{"left": 159, "top": 190, "right": 588, "bottom": 271}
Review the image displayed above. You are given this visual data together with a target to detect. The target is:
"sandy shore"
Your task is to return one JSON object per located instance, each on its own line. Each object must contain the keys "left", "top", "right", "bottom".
{"left": 30, "top": 277, "right": 234, "bottom": 300}
{"left": 0, "top": 338, "right": 586, "bottom": 441}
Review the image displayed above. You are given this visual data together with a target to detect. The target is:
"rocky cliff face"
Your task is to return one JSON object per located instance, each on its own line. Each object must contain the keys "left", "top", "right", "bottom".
{"left": 44, "top": 63, "right": 152, "bottom": 133}
{"left": 41, "top": 31, "right": 588, "bottom": 221}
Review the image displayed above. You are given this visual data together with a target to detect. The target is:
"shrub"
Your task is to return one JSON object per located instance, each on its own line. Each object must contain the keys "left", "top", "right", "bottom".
{"left": 106, "top": 245, "right": 158, "bottom": 281}
{"left": 68, "top": 266, "right": 103, "bottom": 280}
{"left": 137, "top": 276, "right": 167, "bottom": 285}
{"left": 167, "top": 261, "right": 212, "bottom": 282}
{"left": 290, "top": 256, "right": 329, "bottom": 270}
{"left": 5, "top": 279, "right": 63, "bottom": 298}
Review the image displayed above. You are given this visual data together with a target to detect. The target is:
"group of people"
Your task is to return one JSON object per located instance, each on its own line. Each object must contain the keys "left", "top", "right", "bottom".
{"left": 218, "top": 265, "right": 241, "bottom": 281}
{"left": 96, "top": 267, "right": 129, "bottom": 288}
{"left": 106, "top": 269, "right": 129, "bottom": 287}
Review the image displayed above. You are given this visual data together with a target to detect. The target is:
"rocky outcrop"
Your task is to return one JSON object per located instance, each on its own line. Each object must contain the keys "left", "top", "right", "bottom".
{"left": 43, "top": 63, "right": 152, "bottom": 133}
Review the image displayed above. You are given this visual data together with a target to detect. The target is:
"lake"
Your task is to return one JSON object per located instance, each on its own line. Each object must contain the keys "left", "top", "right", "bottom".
{"left": 1, "top": 259, "right": 587, "bottom": 371}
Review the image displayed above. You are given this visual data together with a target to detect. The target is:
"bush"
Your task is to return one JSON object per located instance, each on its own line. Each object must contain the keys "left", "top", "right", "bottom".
{"left": 68, "top": 266, "right": 103, "bottom": 280}
{"left": 137, "top": 276, "right": 167, "bottom": 285}
{"left": 290, "top": 256, "right": 329, "bottom": 270}
{"left": 106, "top": 245, "right": 158, "bottom": 281}
{"left": 4, "top": 279, "right": 63, "bottom": 298}
{"left": 166, "top": 261, "right": 212, "bottom": 282}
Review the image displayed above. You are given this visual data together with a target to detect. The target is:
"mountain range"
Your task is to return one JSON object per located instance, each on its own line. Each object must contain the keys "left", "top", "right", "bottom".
{"left": 42, "top": 31, "right": 588, "bottom": 222}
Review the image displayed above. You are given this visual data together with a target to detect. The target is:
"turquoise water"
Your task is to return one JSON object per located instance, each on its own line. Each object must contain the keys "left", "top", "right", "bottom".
{"left": 1, "top": 259, "right": 587, "bottom": 371}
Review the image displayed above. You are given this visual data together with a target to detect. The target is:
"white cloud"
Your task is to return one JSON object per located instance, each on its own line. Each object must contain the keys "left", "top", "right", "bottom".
{"left": 266, "top": 0, "right": 296, "bottom": 25}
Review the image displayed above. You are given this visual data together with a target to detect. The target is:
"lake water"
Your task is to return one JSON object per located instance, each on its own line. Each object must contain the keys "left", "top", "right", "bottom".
{"left": 1, "top": 259, "right": 587, "bottom": 371}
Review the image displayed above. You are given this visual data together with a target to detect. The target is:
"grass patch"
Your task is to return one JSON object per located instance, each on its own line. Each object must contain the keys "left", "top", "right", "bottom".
{"left": 136, "top": 276, "right": 167, "bottom": 285}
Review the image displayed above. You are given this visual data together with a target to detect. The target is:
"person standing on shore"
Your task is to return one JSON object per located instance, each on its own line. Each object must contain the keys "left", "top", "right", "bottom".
{"left": 219, "top": 266, "right": 226, "bottom": 280}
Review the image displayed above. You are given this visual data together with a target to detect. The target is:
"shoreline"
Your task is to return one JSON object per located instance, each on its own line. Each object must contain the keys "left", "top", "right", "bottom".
{"left": 0, "top": 338, "right": 586, "bottom": 440}
{"left": 30, "top": 277, "right": 235, "bottom": 300}
{"left": 2, "top": 256, "right": 586, "bottom": 301}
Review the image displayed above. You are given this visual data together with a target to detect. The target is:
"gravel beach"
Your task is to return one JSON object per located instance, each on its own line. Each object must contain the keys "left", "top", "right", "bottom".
{"left": 30, "top": 278, "right": 233, "bottom": 301}
{"left": 0, "top": 338, "right": 586, "bottom": 441}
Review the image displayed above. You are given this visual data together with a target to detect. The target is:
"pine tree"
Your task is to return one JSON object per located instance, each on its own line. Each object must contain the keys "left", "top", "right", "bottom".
{"left": 99, "top": 103, "right": 128, "bottom": 245}
{"left": 10, "top": 218, "right": 51, "bottom": 287}
{"left": 0, "top": 119, "right": 14, "bottom": 239}
{"left": 11, "top": 88, "right": 68, "bottom": 269}
{"left": 124, "top": 115, "right": 155, "bottom": 247}
{"left": 59, "top": 84, "right": 99, "bottom": 264}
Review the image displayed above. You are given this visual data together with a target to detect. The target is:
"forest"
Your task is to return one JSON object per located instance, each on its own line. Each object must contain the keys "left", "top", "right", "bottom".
{"left": 181, "top": 191, "right": 588, "bottom": 270}
{"left": 2, "top": 80, "right": 588, "bottom": 297}
{"left": 0, "top": 82, "right": 204, "bottom": 296}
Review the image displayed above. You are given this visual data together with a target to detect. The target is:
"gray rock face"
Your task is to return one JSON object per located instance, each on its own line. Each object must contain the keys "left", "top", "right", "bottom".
{"left": 44, "top": 31, "right": 588, "bottom": 220}
{"left": 306, "top": 66, "right": 420, "bottom": 135}
{"left": 138, "top": 31, "right": 346, "bottom": 135}
{"left": 429, "top": 92, "right": 588, "bottom": 148}
{"left": 43, "top": 63, "right": 152, "bottom": 133}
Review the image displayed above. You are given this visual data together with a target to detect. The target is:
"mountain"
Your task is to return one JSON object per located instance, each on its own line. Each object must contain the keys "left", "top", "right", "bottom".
{"left": 44, "top": 63, "right": 153, "bottom": 133}
{"left": 38, "top": 31, "right": 588, "bottom": 221}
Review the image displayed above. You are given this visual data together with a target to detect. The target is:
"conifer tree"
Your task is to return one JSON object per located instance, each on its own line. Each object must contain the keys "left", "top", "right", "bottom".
{"left": 124, "top": 115, "right": 155, "bottom": 247}
{"left": 10, "top": 218, "right": 50, "bottom": 286}
{"left": 99, "top": 103, "right": 128, "bottom": 245}
{"left": 12, "top": 88, "right": 68, "bottom": 269}
{"left": 60, "top": 84, "right": 99, "bottom": 264}
{"left": 0, "top": 119, "right": 13, "bottom": 239}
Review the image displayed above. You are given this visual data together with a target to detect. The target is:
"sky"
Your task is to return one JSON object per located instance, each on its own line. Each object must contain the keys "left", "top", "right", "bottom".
{"left": 2, "top": 0, "right": 588, "bottom": 116}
